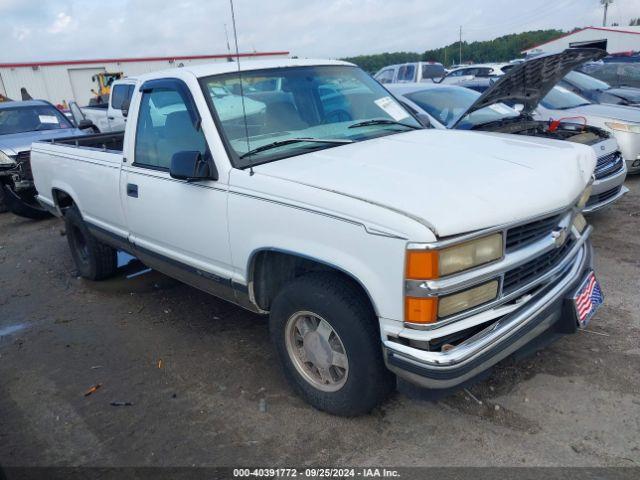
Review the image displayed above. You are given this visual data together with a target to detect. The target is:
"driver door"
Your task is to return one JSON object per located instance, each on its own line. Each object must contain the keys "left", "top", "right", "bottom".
{"left": 121, "top": 79, "right": 235, "bottom": 296}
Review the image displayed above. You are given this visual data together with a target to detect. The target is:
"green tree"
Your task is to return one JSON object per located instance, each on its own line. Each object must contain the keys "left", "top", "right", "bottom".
{"left": 342, "top": 29, "right": 565, "bottom": 72}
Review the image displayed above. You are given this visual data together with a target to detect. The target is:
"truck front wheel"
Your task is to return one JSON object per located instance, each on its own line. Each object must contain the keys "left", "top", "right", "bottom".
{"left": 269, "top": 272, "right": 395, "bottom": 416}
{"left": 65, "top": 206, "right": 117, "bottom": 280}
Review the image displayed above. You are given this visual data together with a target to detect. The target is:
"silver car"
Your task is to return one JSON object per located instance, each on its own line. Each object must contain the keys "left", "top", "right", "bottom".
{"left": 0, "top": 100, "right": 86, "bottom": 218}
{"left": 536, "top": 86, "right": 640, "bottom": 174}
{"left": 387, "top": 50, "right": 628, "bottom": 214}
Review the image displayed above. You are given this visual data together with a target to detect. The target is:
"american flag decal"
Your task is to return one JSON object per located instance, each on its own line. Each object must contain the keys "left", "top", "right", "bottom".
{"left": 574, "top": 271, "right": 604, "bottom": 327}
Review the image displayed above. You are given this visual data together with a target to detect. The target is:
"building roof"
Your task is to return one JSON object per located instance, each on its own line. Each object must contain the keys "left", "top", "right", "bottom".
{"left": 0, "top": 51, "right": 290, "bottom": 69}
{"left": 522, "top": 26, "right": 640, "bottom": 53}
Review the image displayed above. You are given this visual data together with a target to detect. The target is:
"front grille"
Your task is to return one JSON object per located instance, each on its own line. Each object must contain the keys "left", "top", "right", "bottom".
{"left": 503, "top": 238, "right": 574, "bottom": 294}
{"left": 505, "top": 214, "right": 563, "bottom": 252}
{"left": 586, "top": 185, "right": 621, "bottom": 207}
{"left": 16, "top": 151, "right": 33, "bottom": 181}
{"left": 594, "top": 151, "right": 624, "bottom": 180}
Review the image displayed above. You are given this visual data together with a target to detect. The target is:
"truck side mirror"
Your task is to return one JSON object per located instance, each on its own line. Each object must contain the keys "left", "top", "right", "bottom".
{"left": 416, "top": 113, "right": 432, "bottom": 128}
{"left": 170, "top": 151, "right": 218, "bottom": 181}
{"left": 121, "top": 99, "right": 130, "bottom": 118}
{"left": 78, "top": 119, "right": 98, "bottom": 132}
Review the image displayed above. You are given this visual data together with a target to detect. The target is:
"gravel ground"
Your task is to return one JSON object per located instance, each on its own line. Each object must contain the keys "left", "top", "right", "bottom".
{"left": 0, "top": 176, "right": 638, "bottom": 468}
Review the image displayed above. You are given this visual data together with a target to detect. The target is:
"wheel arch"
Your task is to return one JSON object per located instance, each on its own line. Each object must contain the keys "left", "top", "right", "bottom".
{"left": 247, "top": 247, "right": 380, "bottom": 317}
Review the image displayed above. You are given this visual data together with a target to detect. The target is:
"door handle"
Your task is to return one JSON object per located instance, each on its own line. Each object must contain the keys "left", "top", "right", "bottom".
{"left": 126, "top": 183, "right": 138, "bottom": 198}
{"left": 108, "top": 116, "right": 115, "bottom": 120}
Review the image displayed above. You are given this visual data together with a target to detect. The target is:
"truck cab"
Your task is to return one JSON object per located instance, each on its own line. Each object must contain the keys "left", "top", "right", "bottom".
{"left": 374, "top": 61, "right": 445, "bottom": 84}
{"left": 70, "top": 78, "right": 137, "bottom": 133}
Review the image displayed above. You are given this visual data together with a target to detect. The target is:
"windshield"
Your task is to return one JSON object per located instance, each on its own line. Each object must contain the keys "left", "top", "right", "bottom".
{"left": 565, "top": 71, "right": 611, "bottom": 91}
{"left": 541, "top": 86, "right": 592, "bottom": 110}
{"left": 0, "top": 104, "right": 73, "bottom": 135}
{"left": 201, "top": 65, "right": 420, "bottom": 167}
{"left": 405, "top": 86, "right": 520, "bottom": 128}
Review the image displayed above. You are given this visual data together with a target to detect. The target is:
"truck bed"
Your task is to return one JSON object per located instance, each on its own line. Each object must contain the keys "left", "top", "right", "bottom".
{"left": 31, "top": 131, "right": 127, "bottom": 235}
{"left": 49, "top": 132, "right": 124, "bottom": 152}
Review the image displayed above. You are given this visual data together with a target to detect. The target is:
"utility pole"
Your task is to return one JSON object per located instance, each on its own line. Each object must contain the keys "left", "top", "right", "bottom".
{"left": 459, "top": 25, "right": 462, "bottom": 65}
{"left": 601, "top": 0, "right": 613, "bottom": 27}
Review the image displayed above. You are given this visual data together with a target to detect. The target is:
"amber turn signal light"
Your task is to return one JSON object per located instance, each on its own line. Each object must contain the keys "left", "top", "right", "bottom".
{"left": 405, "top": 297, "right": 438, "bottom": 324}
{"left": 406, "top": 250, "right": 439, "bottom": 280}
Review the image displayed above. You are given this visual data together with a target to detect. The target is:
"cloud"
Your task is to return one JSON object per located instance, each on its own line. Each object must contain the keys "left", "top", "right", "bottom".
{"left": 47, "top": 12, "right": 72, "bottom": 34}
{"left": 0, "top": 0, "right": 638, "bottom": 62}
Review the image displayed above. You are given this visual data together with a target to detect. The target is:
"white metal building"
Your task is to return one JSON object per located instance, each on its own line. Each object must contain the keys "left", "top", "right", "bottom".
{"left": 522, "top": 26, "right": 640, "bottom": 57}
{"left": 0, "top": 51, "right": 289, "bottom": 106}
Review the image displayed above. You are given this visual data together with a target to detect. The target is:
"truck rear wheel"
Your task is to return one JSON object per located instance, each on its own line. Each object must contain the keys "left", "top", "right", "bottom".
{"left": 269, "top": 272, "right": 395, "bottom": 416}
{"left": 65, "top": 206, "right": 117, "bottom": 280}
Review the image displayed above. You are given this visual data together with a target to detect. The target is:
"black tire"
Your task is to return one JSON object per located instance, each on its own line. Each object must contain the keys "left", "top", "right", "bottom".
{"left": 0, "top": 186, "right": 8, "bottom": 213}
{"left": 269, "top": 272, "right": 395, "bottom": 416}
{"left": 65, "top": 206, "right": 117, "bottom": 280}
{"left": 1, "top": 184, "right": 51, "bottom": 220}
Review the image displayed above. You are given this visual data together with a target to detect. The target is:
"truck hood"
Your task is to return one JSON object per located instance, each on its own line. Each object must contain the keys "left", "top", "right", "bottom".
{"left": 253, "top": 129, "right": 595, "bottom": 237}
{"left": 452, "top": 48, "right": 606, "bottom": 127}
{"left": 0, "top": 128, "right": 84, "bottom": 156}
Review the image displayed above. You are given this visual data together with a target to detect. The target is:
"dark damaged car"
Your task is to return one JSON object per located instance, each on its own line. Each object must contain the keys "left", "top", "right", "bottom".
{"left": 0, "top": 100, "right": 87, "bottom": 218}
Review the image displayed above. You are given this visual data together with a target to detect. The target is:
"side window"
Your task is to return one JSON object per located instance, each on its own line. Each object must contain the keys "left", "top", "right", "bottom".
{"left": 397, "top": 65, "right": 415, "bottom": 82}
{"left": 134, "top": 87, "right": 208, "bottom": 170}
{"left": 111, "top": 85, "right": 130, "bottom": 110}
{"left": 476, "top": 68, "right": 492, "bottom": 78}
{"left": 376, "top": 69, "right": 395, "bottom": 84}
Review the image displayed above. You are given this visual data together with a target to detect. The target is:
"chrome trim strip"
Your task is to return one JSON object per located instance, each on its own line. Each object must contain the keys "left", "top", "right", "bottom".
{"left": 385, "top": 242, "right": 587, "bottom": 369}
{"left": 404, "top": 226, "right": 591, "bottom": 330}
{"left": 583, "top": 186, "right": 628, "bottom": 214}
{"left": 229, "top": 189, "right": 408, "bottom": 240}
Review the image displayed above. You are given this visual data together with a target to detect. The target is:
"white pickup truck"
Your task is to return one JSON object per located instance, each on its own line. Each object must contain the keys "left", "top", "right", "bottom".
{"left": 31, "top": 59, "right": 602, "bottom": 416}
{"left": 69, "top": 78, "right": 137, "bottom": 133}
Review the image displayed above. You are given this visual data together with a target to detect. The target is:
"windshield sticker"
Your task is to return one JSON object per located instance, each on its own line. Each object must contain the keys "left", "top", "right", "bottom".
{"left": 488, "top": 104, "right": 514, "bottom": 115}
{"left": 374, "top": 96, "right": 410, "bottom": 121}
{"left": 39, "top": 115, "right": 59, "bottom": 124}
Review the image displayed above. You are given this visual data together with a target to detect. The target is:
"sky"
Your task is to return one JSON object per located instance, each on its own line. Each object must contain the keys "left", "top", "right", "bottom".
{"left": 0, "top": 0, "right": 638, "bottom": 62}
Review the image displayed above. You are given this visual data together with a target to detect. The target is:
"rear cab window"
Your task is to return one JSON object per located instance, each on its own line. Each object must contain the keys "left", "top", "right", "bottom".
{"left": 111, "top": 84, "right": 135, "bottom": 110}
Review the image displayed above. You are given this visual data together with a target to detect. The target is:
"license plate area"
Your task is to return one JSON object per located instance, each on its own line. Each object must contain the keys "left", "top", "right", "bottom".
{"left": 572, "top": 270, "right": 604, "bottom": 328}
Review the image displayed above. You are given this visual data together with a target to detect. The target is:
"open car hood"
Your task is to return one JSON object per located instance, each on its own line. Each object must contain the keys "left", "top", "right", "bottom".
{"left": 452, "top": 48, "right": 607, "bottom": 128}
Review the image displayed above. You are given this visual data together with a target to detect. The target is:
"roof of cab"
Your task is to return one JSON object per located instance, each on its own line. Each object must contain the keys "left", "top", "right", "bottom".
{"left": 134, "top": 58, "right": 355, "bottom": 83}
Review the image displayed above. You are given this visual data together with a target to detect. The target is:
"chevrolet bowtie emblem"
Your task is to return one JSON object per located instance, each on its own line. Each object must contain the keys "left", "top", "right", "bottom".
{"left": 551, "top": 227, "right": 567, "bottom": 248}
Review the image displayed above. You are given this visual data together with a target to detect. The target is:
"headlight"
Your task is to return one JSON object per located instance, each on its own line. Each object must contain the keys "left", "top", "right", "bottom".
{"left": 406, "top": 233, "right": 503, "bottom": 280}
{"left": 605, "top": 122, "right": 640, "bottom": 134}
{"left": 0, "top": 150, "right": 16, "bottom": 166}
{"left": 576, "top": 185, "right": 592, "bottom": 210}
{"left": 438, "top": 280, "right": 499, "bottom": 318}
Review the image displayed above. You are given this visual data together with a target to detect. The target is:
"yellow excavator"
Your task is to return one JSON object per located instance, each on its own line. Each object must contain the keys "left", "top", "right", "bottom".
{"left": 89, "top": 72, "right": 123, "bottom": 105}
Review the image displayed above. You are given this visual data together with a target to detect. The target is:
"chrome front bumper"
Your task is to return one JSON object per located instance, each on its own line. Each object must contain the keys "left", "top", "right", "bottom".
{"left": 384, "top": 238, "right": 593, "bottom": 389}
{"left": 583, "top": 162, "right": 628, "bottom": 214}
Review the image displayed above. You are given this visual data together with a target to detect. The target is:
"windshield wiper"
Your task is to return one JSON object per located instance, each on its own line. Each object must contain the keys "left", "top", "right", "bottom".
{"left": 348, "top": 119, "right": 421, "bottom": 130}
{"left": 239, "top": 137, "right": 353, "bottom": 159}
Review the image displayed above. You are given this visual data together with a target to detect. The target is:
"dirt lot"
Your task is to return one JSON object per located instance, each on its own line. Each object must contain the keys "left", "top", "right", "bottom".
{"left": 0, "top": 177, "right": 639, "bottom": 468}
